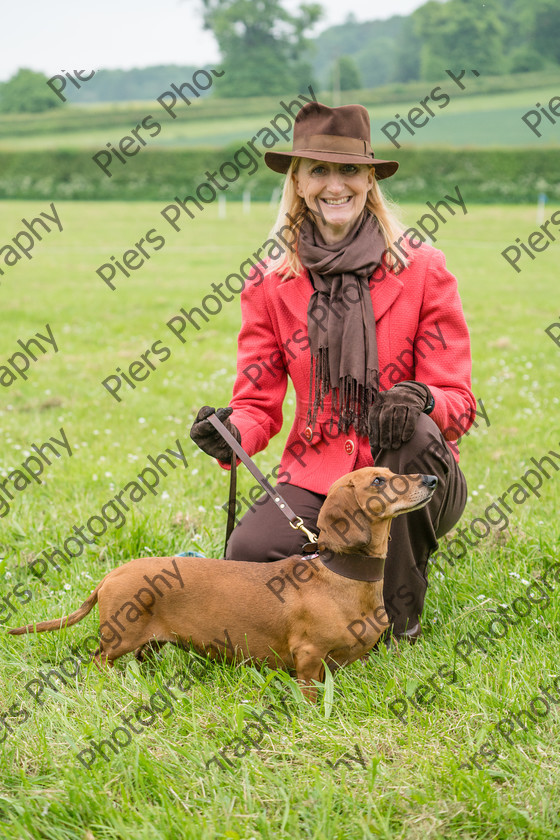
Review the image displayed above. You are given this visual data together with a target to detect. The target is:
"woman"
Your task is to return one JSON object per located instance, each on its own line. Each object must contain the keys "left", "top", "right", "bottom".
{"left": 190, "top": 102, "right": 475, "bottom": 643}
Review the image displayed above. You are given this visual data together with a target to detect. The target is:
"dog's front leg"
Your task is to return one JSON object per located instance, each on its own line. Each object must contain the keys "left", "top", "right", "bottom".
{"left": 292, "top": 645, "right": 325, "bottom": 704}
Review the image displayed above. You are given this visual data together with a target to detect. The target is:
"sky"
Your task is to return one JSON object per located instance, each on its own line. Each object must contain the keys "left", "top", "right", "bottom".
{"left": 1, "top": 0, "right": 429, "bottom": 82}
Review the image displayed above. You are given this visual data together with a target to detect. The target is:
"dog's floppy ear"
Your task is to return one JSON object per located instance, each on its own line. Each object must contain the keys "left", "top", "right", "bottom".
{"left": 317, "top": 481, "right": 371, "bottom": 553}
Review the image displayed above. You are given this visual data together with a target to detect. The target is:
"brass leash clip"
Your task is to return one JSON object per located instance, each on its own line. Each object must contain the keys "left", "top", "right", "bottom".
{"left": 290, "top": 516, "right": 318, "bottom": 545}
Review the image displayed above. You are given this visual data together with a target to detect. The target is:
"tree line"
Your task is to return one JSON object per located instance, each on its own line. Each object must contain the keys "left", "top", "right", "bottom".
{"left": 1, "top": 0, "right": 559, "bottom": 110}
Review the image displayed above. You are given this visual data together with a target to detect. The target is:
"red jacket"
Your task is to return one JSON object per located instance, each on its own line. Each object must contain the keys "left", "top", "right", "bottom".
{"left": 223, "top": 240, "right": 476, "bottom": 495}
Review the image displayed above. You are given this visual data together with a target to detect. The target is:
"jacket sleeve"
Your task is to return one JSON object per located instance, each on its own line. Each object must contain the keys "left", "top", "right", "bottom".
{"left": 221, "top": 276, "right": 288, "bottom": 464}
{"left": 414, "top": 249, "right": 477, "bottom": 441}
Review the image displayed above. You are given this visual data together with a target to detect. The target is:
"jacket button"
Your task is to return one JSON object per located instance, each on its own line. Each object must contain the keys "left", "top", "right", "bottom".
{"left": 303, "top": 426, "right": 313, "bottom": 441}
{"left": 344, "top": 439, "right": 354, "bottom": 454}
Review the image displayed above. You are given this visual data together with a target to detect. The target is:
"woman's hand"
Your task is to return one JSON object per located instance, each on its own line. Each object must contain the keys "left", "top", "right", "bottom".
{"left": 190, "top": 406, "right": 241, "bottom": 461}
{"left": 368, "top": 382, "right": 434, "bottom": 451}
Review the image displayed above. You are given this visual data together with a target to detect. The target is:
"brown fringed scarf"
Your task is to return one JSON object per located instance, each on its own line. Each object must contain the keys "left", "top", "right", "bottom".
{"left": 298, "top": 211, "right": 386, "bottom": 437}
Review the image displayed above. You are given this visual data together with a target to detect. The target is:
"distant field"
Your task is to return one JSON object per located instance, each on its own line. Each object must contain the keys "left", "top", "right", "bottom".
{"left": 1, "top": 83, "right": 559, "bottom": 151}
{"left": 1, "top": 200, "right": 559, "bottom": 838}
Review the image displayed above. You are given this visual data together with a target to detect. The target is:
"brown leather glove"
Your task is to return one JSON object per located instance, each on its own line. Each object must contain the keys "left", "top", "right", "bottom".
{"left": 189, "top": 406, "right": 241, "bottom": 461}
{"left": 368, "top": 382, "right": 434, "bottom": 451}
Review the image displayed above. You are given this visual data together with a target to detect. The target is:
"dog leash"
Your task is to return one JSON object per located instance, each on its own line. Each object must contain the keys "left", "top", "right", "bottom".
{"left": 206, "top": 411, "right": 318, "bottom": 556}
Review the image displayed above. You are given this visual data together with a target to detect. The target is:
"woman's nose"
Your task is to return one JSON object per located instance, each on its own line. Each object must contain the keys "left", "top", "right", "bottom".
{"left": 324, "top": 172, "right": 345, "bottom": 193}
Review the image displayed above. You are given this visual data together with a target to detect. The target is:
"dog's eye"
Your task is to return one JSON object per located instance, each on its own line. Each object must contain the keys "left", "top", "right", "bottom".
{"left": 371, "top": 477, "right": 385, "bottom": 486}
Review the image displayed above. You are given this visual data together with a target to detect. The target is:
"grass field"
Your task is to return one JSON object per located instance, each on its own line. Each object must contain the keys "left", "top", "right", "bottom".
{"left": 1, "top": 199, "right": 560, "bottom": 839}
{"left": 1, "top": 86, "right": 559, "bottom": 151}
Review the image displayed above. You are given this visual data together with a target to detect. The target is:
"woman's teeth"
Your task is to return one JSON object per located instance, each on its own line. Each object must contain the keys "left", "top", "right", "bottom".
{"left": 322, "top": 197, "right": 351, "bottom": 205}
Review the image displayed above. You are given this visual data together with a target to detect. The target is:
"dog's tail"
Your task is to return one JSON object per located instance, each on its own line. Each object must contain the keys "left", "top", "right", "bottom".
{"left": 8, "top": 579, "right": 105, "bottom": 636}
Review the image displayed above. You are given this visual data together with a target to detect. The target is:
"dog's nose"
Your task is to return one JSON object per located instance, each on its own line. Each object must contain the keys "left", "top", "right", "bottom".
{"left": 422, "top": 475, "right": 438, "bottom": 489}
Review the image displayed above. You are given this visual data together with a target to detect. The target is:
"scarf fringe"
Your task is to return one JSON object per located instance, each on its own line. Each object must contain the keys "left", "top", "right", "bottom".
{"left": 307, "top": 349, "right": 379, "bottom": 438}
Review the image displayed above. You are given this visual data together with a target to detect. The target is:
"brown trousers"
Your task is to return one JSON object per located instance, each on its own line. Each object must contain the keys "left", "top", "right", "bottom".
{"left": 225, "top": 414, "right": 467, "bottom": 636}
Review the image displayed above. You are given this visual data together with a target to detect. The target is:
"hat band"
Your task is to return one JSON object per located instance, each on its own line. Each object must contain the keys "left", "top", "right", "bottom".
{"left": 295, "top": 134, "right": 372, "bottom": 157}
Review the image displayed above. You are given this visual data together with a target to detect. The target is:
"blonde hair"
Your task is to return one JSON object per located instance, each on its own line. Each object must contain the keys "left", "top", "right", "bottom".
{"left": 266, "top": 157, "right": 408, "bottom": 279}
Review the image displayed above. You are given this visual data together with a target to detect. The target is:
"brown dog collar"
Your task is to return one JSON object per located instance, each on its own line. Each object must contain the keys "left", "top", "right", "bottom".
{"left": 316, "top": 549, "right": 385, "bottom": 581}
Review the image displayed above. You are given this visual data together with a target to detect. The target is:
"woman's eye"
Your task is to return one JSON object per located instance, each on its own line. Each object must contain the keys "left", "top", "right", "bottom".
{"left": 311, "top": 166, "right": 326, "bottom": 175}
{"left": 342, "top": 165, "right": 358, "bottom": 174}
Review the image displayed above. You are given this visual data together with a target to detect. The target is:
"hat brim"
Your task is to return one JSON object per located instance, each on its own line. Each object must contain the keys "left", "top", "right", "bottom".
{"left": 264, "top": 149, "right": 399, "bottom": 180}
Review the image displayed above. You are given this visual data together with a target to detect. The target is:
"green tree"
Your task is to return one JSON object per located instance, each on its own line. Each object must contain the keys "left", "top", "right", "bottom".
{"left": 391, "top": 16, "right": 421, "bottom": 82}
{"left": 0, "top": 68, "right": 64, "bottom": 113}
{"left": 329, "top": 56, "right": 361, "bottom": 91}
{"left": 531, "top": 0, "right": 560, "bottom": 63}
{"left": 312, "top": 15, "right": 404, "bottom": 89}
{"left": 509, "top": 45, "right": 549, "bottom": 73}
{"left": 359, "top": 37, "right": 397, "bottom": 87}
{"left": 413, "top": 0, "right": 506, "bottom": 80}
{"left": 194, "top": 0, "right": 323, "bottom": 97}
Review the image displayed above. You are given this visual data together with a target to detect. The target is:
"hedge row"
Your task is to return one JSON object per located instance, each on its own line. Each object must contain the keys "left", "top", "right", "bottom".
{"left": 1, "top": 69, "right": 558, "bottom": 138}
{"left": 0, "top": 146, "right": 558, "bottom": 204}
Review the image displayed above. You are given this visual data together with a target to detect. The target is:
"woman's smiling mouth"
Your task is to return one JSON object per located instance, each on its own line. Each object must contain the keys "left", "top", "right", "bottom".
{"left": 321, "top": 197, "right": 352, "bottom": 205}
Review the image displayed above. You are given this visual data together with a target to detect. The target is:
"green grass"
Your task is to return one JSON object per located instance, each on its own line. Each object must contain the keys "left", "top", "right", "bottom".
{"left": 1, "top": 81, "right": 559, "bottom": 151}
{"left": 0, "top": 200, "right": 559, "bottom": 838}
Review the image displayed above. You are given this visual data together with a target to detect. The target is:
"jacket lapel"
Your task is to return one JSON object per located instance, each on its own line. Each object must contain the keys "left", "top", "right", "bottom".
{"left": 271, "top": 269, "right": 313, "bottom": 322}
{"left": 370, "top": 270, "right": 405, "bottom": 320}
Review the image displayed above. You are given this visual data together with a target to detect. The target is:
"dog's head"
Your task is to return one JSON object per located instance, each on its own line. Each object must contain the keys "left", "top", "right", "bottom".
{"left": 317, "top": 467, "right": 437, "bottom": 555}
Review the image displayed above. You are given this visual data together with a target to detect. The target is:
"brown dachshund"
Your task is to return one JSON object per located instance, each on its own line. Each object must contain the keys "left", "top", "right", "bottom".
{"left": 10, "top": 467, "right": 436, "bottom": 699}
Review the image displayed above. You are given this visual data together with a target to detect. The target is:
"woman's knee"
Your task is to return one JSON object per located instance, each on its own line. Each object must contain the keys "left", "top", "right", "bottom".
{"left": 375, "top": 413, "right": 452, "bottom": 474}
{"left": 223, "top": 483, "right": 325, "bottom": 562}
{"left": 225, "top": 508, "right": 270, "bottom": 562}
{"left": 224, "top": 490, "right": 312, "bottom": 562}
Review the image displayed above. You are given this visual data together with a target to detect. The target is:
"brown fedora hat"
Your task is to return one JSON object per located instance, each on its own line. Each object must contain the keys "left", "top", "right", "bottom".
{"left": 264, "top": 101, "right": 399, "bottom": 180}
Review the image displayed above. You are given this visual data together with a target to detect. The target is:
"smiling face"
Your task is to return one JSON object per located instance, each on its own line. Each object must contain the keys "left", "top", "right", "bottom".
{"left": 294, "top": 159, "right": 374, "bottom": 244}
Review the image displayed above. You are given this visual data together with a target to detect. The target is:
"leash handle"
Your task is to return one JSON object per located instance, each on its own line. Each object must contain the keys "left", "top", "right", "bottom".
{"left": 206, "top": 410, "right": 317, "bottom": 545}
